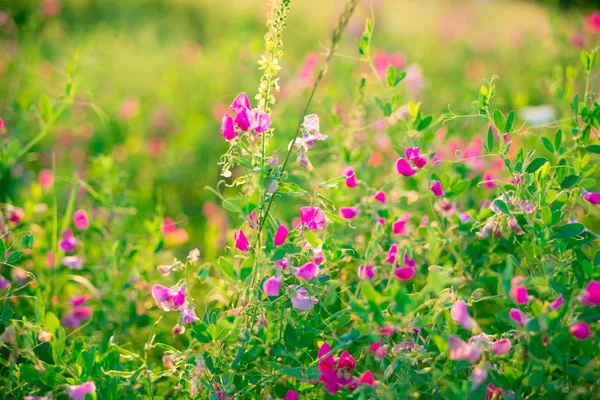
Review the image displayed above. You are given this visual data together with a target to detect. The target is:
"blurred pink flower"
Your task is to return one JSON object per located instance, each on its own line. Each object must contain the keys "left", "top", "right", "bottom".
{"left": 289, "top": 285, "right": 318, "bottom": 311}
{"left": 385, "top": 244, "right": 398, "bottom": 264}
{"left": 492, "top": 338, "right": 511, "bottom": 355}
{"left": 396, "top": 158, "right": 416, "bottom": 177}
{"left": 59, "top": 229, "right": 78, "bottom": 253}
{"left": 582, "top": 190, "right": 600, "bottom": 205}
{"left": 451, "top": 301, "right": 476, "bottom": 330}
{"left": 394, "top": 267, "right": 415, "bottom": 280}
{"left": 369, "top": 341, "right": 387, "bottom": 360}
{"left": 339, "top": 206, "right": 359, "bottom": 220}
{"left": 448, "top": 335, "right": 481, "bottom": 363}
{"left": 551, "top": 294, "right": 563, "bottom": 310}
{"left": 585, "top": 11, "right": 600, "bottom": 34}
{"left": 580, "top": 280, "right": 600, "bottom": 306}
{"left": 471, "top": 366, "right": 487, "bottom": 390}
{"left": 373, "top": 191, "right": 386, "bottom": 203}
{"left": 509, "top": 308, "right": 528, "bottom": 327}
{"left": 430, "top": 181, "right": 445, "bottom": 197}
{"left": 39, "top": 169, "right": 54, "bottom": 189}
{"left": 344, "top": 167, "right": 358, "bottom": 188}
{"left": 358, "top": 264, "right": 375, "bottom": 280}
{"left": 67, "top": 382, "right": 96, "bottom": 400}
{"left": 152, "top": 284, "right": 186, "bottom": 311}
{"left": 509, "top": 276, "right": 529, "bottom": 304}
{"left": 570, "top": 322, "right": 591, "bottom": 340}
{"left": 300, "top": 206, "right": 326, "bottom": 230}
{"left": 73, "top": 209, "right": 89, "bottom": 230}
{"left": 220, "top": 114, "right": 236, "bottom": 141}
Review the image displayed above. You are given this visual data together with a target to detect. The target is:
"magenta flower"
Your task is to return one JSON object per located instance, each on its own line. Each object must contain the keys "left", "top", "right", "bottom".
{"left": 392, "top": 213, "right": 410, "bottom": 235}
{"left": 581, "top": 280, "right": 600, "bottom": 306}
{"left": 0, "top": 276, "right": 10, "bottom": 290}
{"left": 67, "top": 382, "right": 96, "bottom": 400}
{"left": 230, "top": 92, "right": 251, "bottom": 114}
{"left": 235, "top": 108, "right": 251, "bottom": 131}
{"left": 273, "top": 225, "right": 288, "bottom": 246}
{"left": 492, "top": 338, "right": 511, "bottom": 355}
{"left": 396, "top": 158, "right": 416, "bottom": 177}
{"left": 71, "top": 294, "right": 89, "bottom": 307}
{"left": 358, "top": 370, "right": 376, "bottom": 387}
{"left": 585, "top": 11, "right": 600, "bottom": 33}
{"left": 73, "top": 209, "right": 89, "bottom": 230}
{"left": 7, "top": 205, "right": 24, "bottom": 223}
{"left": 249, "top": 109, "right": 271, "bottom": 133}
{"left": 293, "top": 262, "right": 319, "bottom": 280}
{"left": 430, "top": 181, "right": 445, "bottom": 197}
{"left": 339, "top": 206, "right": 359, "bottom": 220}
{"left": 471, "top": 366, "right": 487, "bottom": 390}
{"left": 394, "top": 267, "right": 415, "bottom": 280}
{"left": 220, "top": 114, "right": 236, "bottom": 141}
{"left": 509, "top": 308, "right": 528, "bottom": 327}
{"left": 582, "top": 190, "right": 600, "bottom": 204}
{"left": 299, "top": 114, "right": 327, "bottom": 148}
{"left": 509, "top": 277, "right": 529, "bottom": 305}
{"left": 289, "top": 285, "right": 318, "bottom": 311}
{"left": 337, "top": 350, "right": 356, "bottom": 371}
{"left": 403, "top": 252, "right": 415, "bottom": 268}
{"left": 283, "top": 390, "right": 299, "bottom": 400}
{"left": 180, "top": 303, "right": 199, "bottom": 324}
{"left": 358, "top": 264, "right": 375, "bottom": 280}
{"left": 234, "top": 230, "right": 250, "bottom": 252}
{"left": 385, "top": 244, "right": 398, "bottom": 264}
{"left": 406, "top": 147, "right": 427, "bottom": 169}
{"left": 62, "top": 300, "right": 93, "bottom": 328}
{"left": 263, "top": 275, "right": 282, "bottom": 297}
{"left": 373, "top": 191, "right": 386, "bottom": 203}
{"left": 344, "top": 167, "right": 358, "bottom": 188}
{"left": 369, "top": 341, "right": 387, "bottom": 360}
{"left": 299, "top": 206, "right": 326, "bottom": 231}
{"left": 570, "top": 322, "right": 591, "bottom": 340}
{"left": 61, "top": 255, "right": 83, "bottom": 270}
{"left": 448, "top": 336, "right": 482, "bottom": 363}
{"left": 152, "top": 284, "right": 186, "bottom": 311}
{"left": 551, "top": 294, "right": 563, "bottom": 310}
{"left": 59, "top": 230, "right": 78, "bottom": 253}
{"left": 275, "top": 257, "right": 288, "bottom": 270}
{"left": 451, "top": 301, "right": 476, "bottom": 330}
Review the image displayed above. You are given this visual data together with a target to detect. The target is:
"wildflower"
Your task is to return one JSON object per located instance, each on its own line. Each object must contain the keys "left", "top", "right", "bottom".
{"left": 188, "top": 248, "right": 201, "bottom": 265}
{"left": 344, "top": 167, "right": 358, "bottom": 188}
{"left": 396, "top": 158, "right": 416, "bottom": 177}
{"left": 369, "top": 341, "right": 387, "bottom": 360}
{"left": 6, "top": 205, "right": 24, "bottom": 223}
{"left": 481, "top": 172, "right": 496, "bottom": 189}
{"left": 274, "top": 258, "right": 288, "bottom": 270}
{"left": 373, "top": 191, "right": 386, "bottom": 203}
{"left": 509, "top": 308, "right": 528, "bottom": 327}
{"left": 448, "top": 335, "right": 482, "bottom": 363}
{"left": 293, "top": 262, "right": 319, "bottom": 280}
{"left": 394, "top": 267, "right": 415, "bottom": 280}
{"left": 234, "top": 230, "right": 250, "bottom": 251}
{"left": 235, "top": 108, "right": 251, "bottom": 131}
{"left": 580, "top": 280, "right": 600, "bottom": 306}
{"left": 551, "top": 294, "right": 563, "bottom": 310}
{"left": 299, "top": 206, "right": 326, "bottom": 231}
{"left": 358, "top": 264, "right": 375, "bottom": 280}
{"left": 273, "top": 224, "right": 288, "bottom": 246}
{"left": 0, "top": 277, "right": 9, "bottom": 290}
{"left": 39, "top": 169, "right": 54, "bottom": 189}
{"left": 585, "top": 11, "right": 600, "bottom": 34}
{"left": 180, "top": 303, "right": 199, "bottom": 324}
{"left": 569, "top": 322, "right": 591, "bottom": 340}
{"left": 263, "top": 274, "right": 282, "bottom": 296}
{"left": 61, "top": 255, "right": 83, "bottom": 270}
{"left": 385, "top": 244, "right": 398, "bottom": 264}
{"left": 66, "top": 382, "right": 96, "bottom": 400}
{"left": 492, "top": 338, "right": 511, "bottom": 355}
{"left": 283, "top": 390, "right": 299, "bottom": 400}
{"left": 509, "top": 277, "right": 529, "bottom": 304}
{"left": 230, "top": 92, "right": 251, "bottom": 114}
{"left": 249, "top": 109, "right": 271, "bottom": 133}
{"left": 508, "top": 217, "right": 524, "bottom": 235}
{"left": 220, "top": 114, "right": 236, "bottom": 141}
{"left": 172, "top": 323, "right": 186, "bottom": 335}
{"left": 358, "top": 370, "right": 376, "bottom": 387}
{"left": 392, "top": 213, "right": 410, "bottom": 235}
{"left": 451, "top": 301, "right": 477, "bottom": 331}
{"left": 38, "top": 330, "right": 52, "bottom": 342}
{"left": 73, "top": 209, "right": 89, "bottom": 230}
{"left": 339, "top": 206, "right": 359, "bottom": 220}
{"left": 582, "top": 190, "right": 600, "bottom": 205}
{"left": 405, "top": 147, "right": 427, "bottom": 168}
{"left": 477, "top": 220, "right": 496, "bottom": 239}
{"left": 289, "top": 286, "right": 318, "bottom": 311}
{"left": 62, "top": 303, "right": 93, "bottom": 328}
{"left": 403, "top": 252, "right": 415, "bottom": 268}
{"left": 152, "top": 284, "right": 186, "bottom": 311}
{"left": 430, "top": 181, "right": 444, "bottom": 197}
{"left": 297, "top": 152, "right": 313, "bottom": 171}
{"left": 486, "top": 384, "right": 503, "bottom": 400}
{"left": 248, "top": 210, "right": 259, "bottom": 229}
{"left": 471, "top": 366, "right": 487, "bottom": 390}
{"left": 59, "top": 229, "right": 78, "bottom": 253}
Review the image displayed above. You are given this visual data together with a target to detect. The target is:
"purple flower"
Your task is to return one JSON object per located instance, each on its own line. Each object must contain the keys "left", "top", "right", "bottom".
{"left": 289, "top": 285, "right": 318, "bottom": 311}
{"left": 234, "top": 230, "right": 250, "bottom": 252}
{"left": 358, "top": 264, "right": 375, "bottom": 280}
{"left": 73, "top": 209, "right": 89, "bottom": 230}
{"left": 448, "top": 335, "right": 481, "bottom": 363}
{"left": 152, "top": 284, "right": 186, "bottom": 312}
{"left": 293, "top": 262, "right": 319, "bottom": 280}
{"left": 396, "top": 158, "right": 416, "bottom": 177}
{"left": 263, "top": 275, "right": 282, "bottom": 297}
{"left": 582, "top": 190, "right": 600, "bottom": 205}
{"left": 67, "top": 382, "right": 96, "bottom": 400}
{"left": 61, "top": 255, "right": 83, "bottom": 270}
{"left": 180, "top": 303, "right": 199, "bottom": 324}
{"left": 59, "top": 229, "right": 78, "bottom": 253}
{"left": 430, "top": 181, "right": 445, "bottom": 197}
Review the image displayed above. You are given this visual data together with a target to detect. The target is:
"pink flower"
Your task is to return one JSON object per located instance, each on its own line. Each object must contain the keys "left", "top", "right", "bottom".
{"left": 0, "top": 118, "right": 3, "bottom": 130}
{"left": 396, "top": 158, "right": 416, "bottom": 177}
{"left": 394, "top": 267, "right": 415, "bottom": 280}
{"left": 235, "top": 108, "right": 251, "bottom": 131}
{"left": 152, "top": 284, "right": 186, "bottom": 311}
{"left": 162, "top": 218, "right": 177, "bottom": 234}
{"left": 275, "top": 258, "right": 289, "bottom": 270}
{"left": 337, "top": 350, "right": 356, "bottom": 371}
{"left": 249, "top": 109, "right": 271, "bottom": 133}
{"left": 358, "top": 264, "right": 375, "bottom": 280}
{"left": 0, "top": 276, "right": 10, "bottom": 290}
{"left": 263, "top": 275, "right": 282, "bottom": 297}
{"left": 509, "top": 277, "right": 529, "bottom": 305}
{"left": 344, "top": 167, "right": 358, "bottom": 188}
{"left": 369, "top": 341, "right": 387, "bottom": 360}
{"left": 509, "top": 308, "right": 528, "bottom": 327}
{"left": 283, "top": 390, "right": 299, "bottom": 400}
{"left": 373, "top": 191, "right": 386, "bottom": 203}
{"left": 581, "top": 280, "right": 600, "bottom": 306}
{"left": 482, "top": 172, "right": 496, "bottom": 189}
{"left": 289, "top": 285, "right": 318, "bottom": 311}
{"left": 248, "top": 210, "right": 259, "bottom": 229}
{"left": 62, "top": 298, "right": 93, "bottom": 328}
{"left": 451, "top": 301, "right": 476, "bottom": 331}
{"left": 406, "top": 147, "right": 427, "bottom": 169}
{"left": 61, "top": 255, "right": 83, "bottom": 270}
{"left": 172, "top": 323, "right": 186, "bottom": 335}
{"left": 71, "top": 294, "right": 89, "bottom": 307}
{"left": 59, "top": 229, "right": 78, "bottom": 253}
{"left": 448, "top": 336, "right": 482, "bottom": 363}
{"left": 299, "top": 206, "right": 326, "bottom": 230}
{"left": 551, "top": 294, "right": 563, "bottom": 310}
{"left": 180, "top": 303, "right": 199, "bottom": 324}
{"left": 471, "top": 366, "right": 487, "bottom": 390}
{"left": 392, "top": 213, "right": 410, "bottom": 235}
{"left": 570, "top": 322, "right": 591, "bottom": 340}
{"left": 67, "top": 382, "right": 96, "bottom": 400}
{"left": 230, "top": 93, "right": 251, "bottom": 114}
{"left": 73, "top": 209, "right": 89, "bottom": 230}
{"left": 293, "top": 262, "right": 319, "bottom": 280}
{"left": 582, "top": 190, "right": 600, "bottom": 205}
{"left": 585, "top": 11, "right": 600, "bottom": 34}
{"left": 297, "top": 152, "right": 313, "bottom": 171}
{"left": 220, "top": 114, "right": 236, "bottom": 141}
{"left": 430, "top": 181, "right": 445, "bottom": 197}
{"left": 234, "top": 230, "right": 250, "bottom": 251}
{"left": 339, "top": 206, "right": 359, "bottom": 220}
{"left": 358, "top": 370, "right": 376, "bottom": 387}
{"left": 385, "top": 244, "right": 398, "bottom": 264}
{"left": 403, "top": 252, "right": 415, "bottom": 268}
{"left": 39, "top": 169, "right": 54, "bottom": 189}
{"left": 492, "top": 338, "right": 511, "bottom": 355}
{"left": 6, "top": 205, "right": 24, "bottom": 223}
{"left": 273, "top": 225, "right": 288, "bottom": 246}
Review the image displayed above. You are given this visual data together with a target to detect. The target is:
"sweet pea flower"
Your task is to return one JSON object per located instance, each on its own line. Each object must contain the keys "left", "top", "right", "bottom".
{"left": 403, "top": 252, "right": 415, "bottom": 268}
{"left": 580, "top": 280, "right": 600, "bottom": 306}
{"left": 61, "top": 255, "right": 83, "bottom": 270}
{"left": 339, "top": 206, "right": 359, "bottom": 220}
{"left": 39, "top": 169, "right": 54, "bottom": 189}
{"left": 448, "top": 336, "right": 482, "bottom": 363}
{"left": 369, "top": 341, "right": 387, "bottom": 360}
{"left": 337, "top": 350, "right": 356, "bottom": 371}
{"left": 248, "top": 210, "right": 259, "bottom": 229}
{"left": 152, "top": 284, "right": 186, "bottom": 311}
{"left": 67, "top": 382, "right": 96, "bottom": 400}
{"left": 405, "top": 147, "right": 427, "bottom": 168}
{"left": 509, "top": 277, "right": 529, "bottom": 304}
{"left": 6, "top": 205, "right": 24, "bottom": 223}
{"left": 344, "top": 167, "right": 358, "bottom": 188}
{"left": 263, "top": 275, "right": 282, "bottom": 297}
{"left": 358, "top": 370, "right": 376, "bottom": 387}
{"left": 451, "top": 301, "right": 476, "bottom": 331}
{"left": 299, "top": 206, "right": 325, "bottom": 230}
{"left": 394, "top": 267, "right": 415, "bottom": 280}
{"left": 235, "top": 108, "right": 251, "bottom": 131}
{"left": 220, "top": 114, "right": 236, "bottom": 141}
{"left": 297, "top": 152, "right": 313, "bottom": 171}
{"left": 492, "top": 338, "right": 511, "bottom": 355}
{"left": 551, "top": 294, "right": 564, "bottom": 310}
{"left": 570, "top": 322, "right": 591, "bottom": 340}
{"left": 392, "top": 213, "right": 410, "bottom": 235}
{"left": 249, "top": 109, "right": 271, "bottom": 133}
{"left": 273, "top": 225, "right": 288, "bottom": 246}
{"left": 509, "top": 308, "right": 528, "bottom": 327}
{"left": 180, "top": 303, "right": 199, "bottom": 324}
{"left": 73, "top": 209, "right": 89, "bottom": 230}
{"left": 358, "top": 264, "right": 375, "bottom": 280}
{"left": 373, "top": 191, "right": 386, "bottom": 203}
{"left": 585, "top": 11, "right": 600, "bottom": 34}
{"left": 471, "top": 366, "right": 487, "bottom": 390}
{"left": 430, "top": 181, "right": 445, "bottom": 197}
{"left": 172, "top": 323, "right": 186, "bottom": 335}
{"left": 299, "top": 114, "right": 327, "bottom": 148}
{"left": 385, "top": 244, "right": 398, "bottom": 264}
{"left": 293, "top": 262, "right": 319, "bottom": 280}
{"left": 283, "top": 390, "right": 299, "bottom": 400}
{"left": 396, "top": 158, "right": 416, "bottom": 177}
{"left": 289, "top": 285, "right": 318, "bottom": 311}
{"left": 59, "top": 229, "right": 78, "bottom": 253}
{"left": 0, "top": 276, "right": 10, "bottom": 290}
{"left": 582, "top": 190, "right": 600, "bottom": 205}
{"left": 230, "top": 92, "right": 251, "bottom": 114}
{"left": 275, "top": 258, "right": 288, "bottom": 270}
{"left": 234, "top": 230, "right": 250, "bottom": 252}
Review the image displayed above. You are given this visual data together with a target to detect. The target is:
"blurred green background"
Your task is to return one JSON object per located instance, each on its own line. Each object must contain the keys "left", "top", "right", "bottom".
{"left": 0, "top": 0, "right": 597, "bottom": 257}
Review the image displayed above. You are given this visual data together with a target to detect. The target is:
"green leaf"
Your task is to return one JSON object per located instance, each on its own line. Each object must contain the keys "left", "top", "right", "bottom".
{"left": 217, "top": 257, "right": 235, "bottom": 280}
{"left": 45, "top": 312, "right": 61, "bottom": 336}
{"left": 21, "top": 234, "right": 34, "bottom": 249}
{"left": 52, "top": 327, "right": 66, "bottom": 364}
{"left": 554, "top": 129, "right": 562, "bottom": 151}
{"left": 486, "top": 126, "right": 494, "bottom": 153}
{"left": 39, "top": 93, "right": 54, "bottom": 122}
{"left": 552, "top": 223, "right": 585, "bottom": 239}
{"left": 560, "top": 175, "right": 580, "bottom": 189}
{"left": 374, "top": 97, "right": 392, "bottom": 117}
{"left": 0, "top": 238, "right": 5, "bottom": 263}
{"left": 493, "top": 109, "right": 506, "bottom": 132}
{"left": 493, "top": 199, "right": 511, "bottom": 215}
{"left": 416, "top": 115, "right": 432, "bottom": 131}
{"left": 394, "top": 71, "right": 407, "bottom": 86}
{"left": 541, "top": 137, "right": 554, "bottom": 153}
{"left": 385, "top": 66, "right": 396, "bottom": 88}
{"left": 586, "top": 144, "right": 600, "bottom": 154}
{"left": 318, "top": 175, "right": 346, "bottom": 189}
{"left": 525, "top": 157, "right": 548, "bottom": 173}
{"left": 278, "top": 182, "right": 308, "bottom": 195}
{"left": 6, "top": 251, "right": 22, "bottom": 264}
{"left": 222, "top": 198, "right": 242, "bottom": 213}
{"left": 541, "top": 207, "right": 552, "bottom": 225}
{"left": 505, "top": 110, "right": 515, "bottom": 132}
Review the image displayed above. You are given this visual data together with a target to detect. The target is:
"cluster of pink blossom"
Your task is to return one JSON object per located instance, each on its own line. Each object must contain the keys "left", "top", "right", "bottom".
{"left": 220, "top": 93, "right": 271, "bottom": 142}
{"left": 317, "top": 342, "right": 375, "bottom": 395}
{"left": 61, "top": 295, "right": 92, "bottom": 328}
